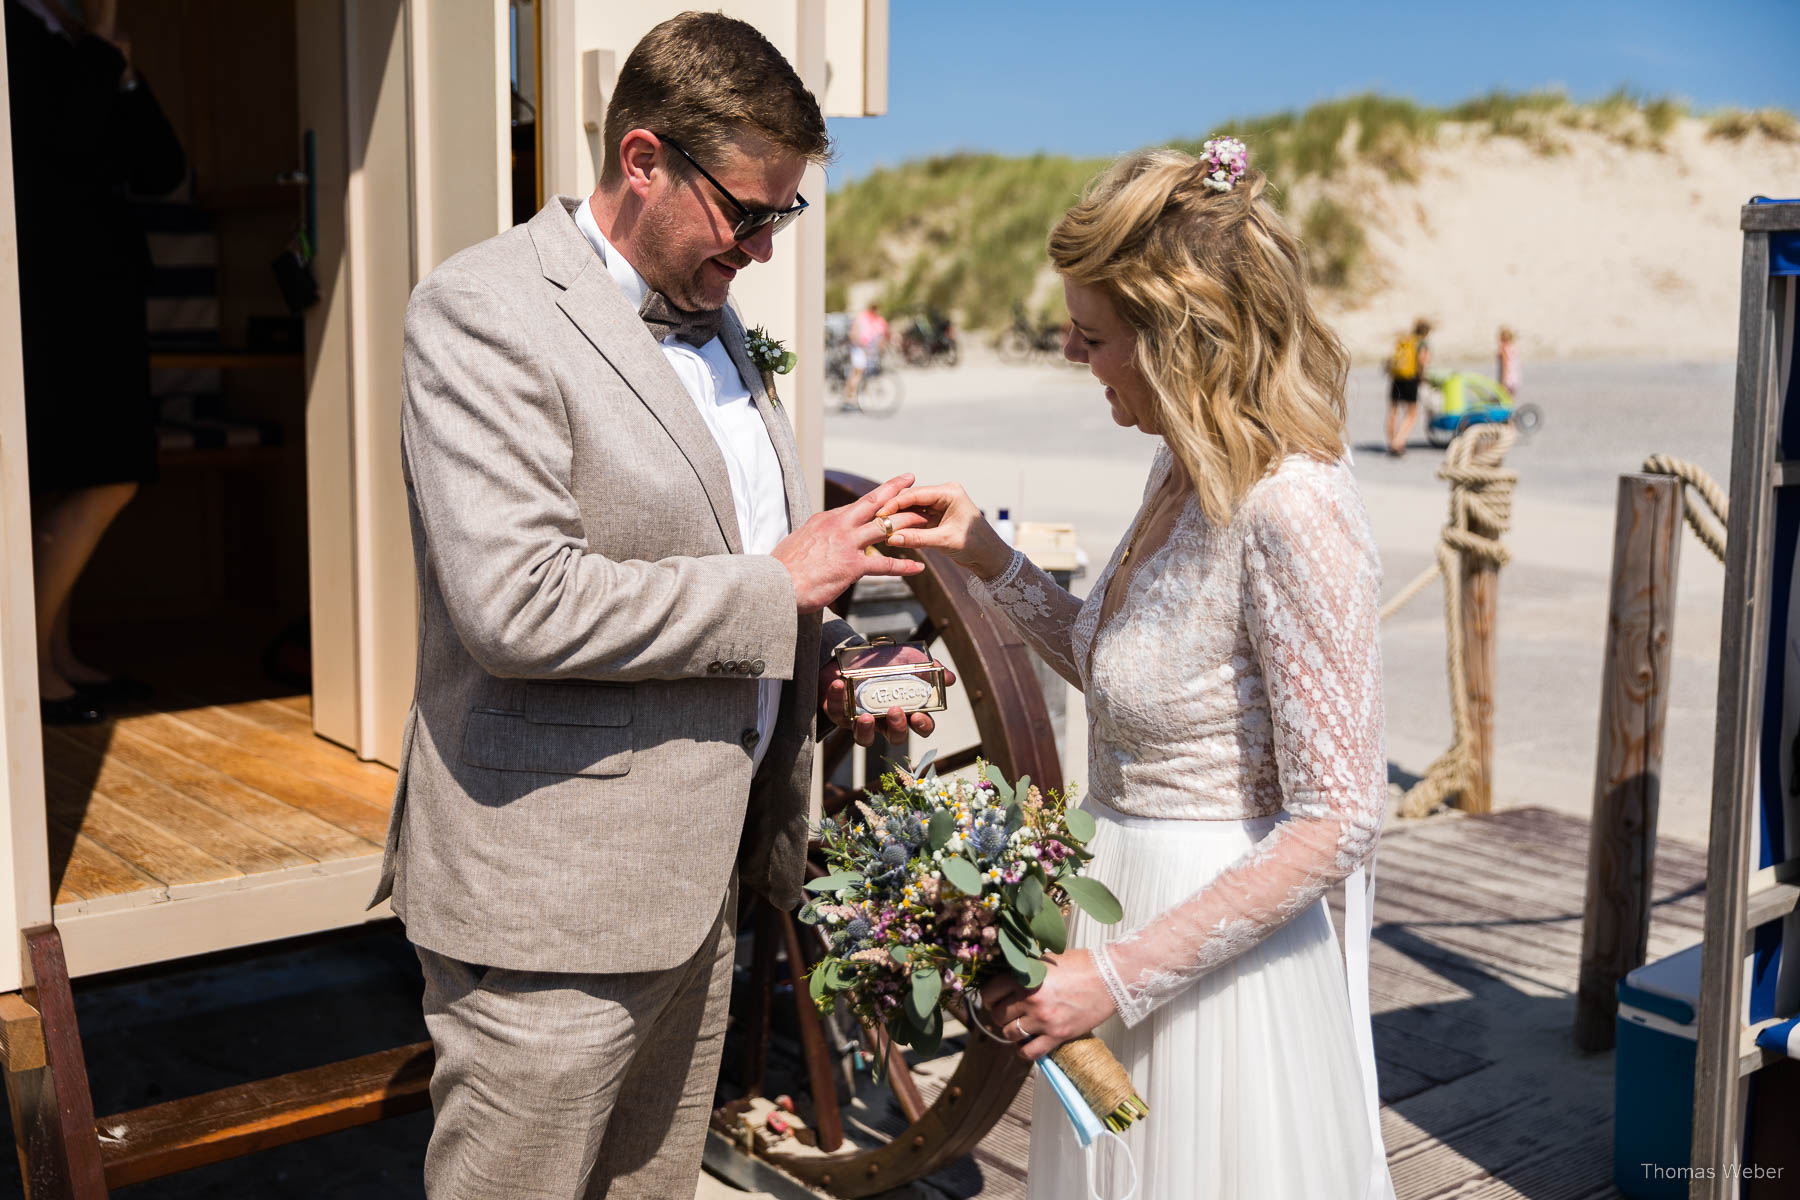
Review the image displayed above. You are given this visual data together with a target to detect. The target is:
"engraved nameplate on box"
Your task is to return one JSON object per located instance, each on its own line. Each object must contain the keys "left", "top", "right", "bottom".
{"left": 835, "top": 639, "right": 947, "bottom": 718}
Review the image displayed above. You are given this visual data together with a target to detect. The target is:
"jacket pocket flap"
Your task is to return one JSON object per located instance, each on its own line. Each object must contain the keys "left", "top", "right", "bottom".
{"left": 523, "top": 682, "right": 634, "bottom": 727}
{"left": 462, "top": 710, "right": 632, "bottom": 777}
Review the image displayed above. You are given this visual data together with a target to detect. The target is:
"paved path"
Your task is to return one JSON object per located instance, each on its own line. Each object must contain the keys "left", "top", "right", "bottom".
{"left": 824, "top": 354, "right": 1735, "bottom": 841}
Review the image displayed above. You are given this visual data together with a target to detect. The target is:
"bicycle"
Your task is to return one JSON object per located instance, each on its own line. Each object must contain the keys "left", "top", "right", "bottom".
{"left": 826, "top": 341, "right": 903, "bottom": 416}
{"left": 995, "top": 302, "right": 1067, "bottom": 365}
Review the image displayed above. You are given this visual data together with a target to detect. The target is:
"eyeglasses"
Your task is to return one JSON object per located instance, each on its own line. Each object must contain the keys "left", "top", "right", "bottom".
{"left": 657, "top": 133, "right": 809, "bottom": 243}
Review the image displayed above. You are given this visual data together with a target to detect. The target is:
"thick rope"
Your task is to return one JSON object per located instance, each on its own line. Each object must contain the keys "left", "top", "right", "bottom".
{"left": 1379, "top": 425, "right": 1518, "bottom": 818}
{"left": 1641, "top": 454, "right": 1728, "bottom": 564}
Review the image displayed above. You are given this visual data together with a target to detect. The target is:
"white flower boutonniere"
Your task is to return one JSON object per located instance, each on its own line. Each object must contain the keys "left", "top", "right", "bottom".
{"left": 745, "top": 326, "right": 796, "bottom": 410}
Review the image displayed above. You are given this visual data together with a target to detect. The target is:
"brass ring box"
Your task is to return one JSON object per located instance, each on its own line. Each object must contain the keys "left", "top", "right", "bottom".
{"left": 835, "top": 639, "right": 947, "bottom": 718}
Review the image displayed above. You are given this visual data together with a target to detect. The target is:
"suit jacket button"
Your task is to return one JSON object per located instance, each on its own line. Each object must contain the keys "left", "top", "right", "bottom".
{"left": 708, "top": 661, "right": 723, "bottom": 674}
{"left": 750, "top": 659, "right": 766, "bottom": 676}
{"left": 740, "top": 728, "right": 759, "bottom": 749}
{"left": 725, "top": 660, "right": 739, "bottom": 674}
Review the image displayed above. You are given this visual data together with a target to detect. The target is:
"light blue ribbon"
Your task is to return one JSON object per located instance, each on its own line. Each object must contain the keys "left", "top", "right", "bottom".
{"left": 1037, "top": 1057, "right": 1106, "bottom": 1148}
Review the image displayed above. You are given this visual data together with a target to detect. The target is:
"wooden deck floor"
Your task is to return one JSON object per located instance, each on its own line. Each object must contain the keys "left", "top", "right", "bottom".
{"left": 40, "top": 695, "right": 397, "bottom": 974}
{"left": 902, "top": 806, "right": 1709, "bottom": 1200}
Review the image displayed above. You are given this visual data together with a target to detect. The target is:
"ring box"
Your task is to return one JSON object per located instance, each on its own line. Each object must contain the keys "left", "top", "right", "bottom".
{"left": 835, "top": 639, "right": 947, "bottom": 718}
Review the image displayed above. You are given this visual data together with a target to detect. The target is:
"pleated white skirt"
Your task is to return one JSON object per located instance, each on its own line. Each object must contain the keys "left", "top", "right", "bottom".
{"left": 1028, "top": 803, "right": 1394, "bottom": 1200}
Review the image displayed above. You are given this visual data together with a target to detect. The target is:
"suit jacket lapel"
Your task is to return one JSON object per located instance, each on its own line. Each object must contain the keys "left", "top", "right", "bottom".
{"left": 720, "top": 308, "right": 809, "bottom": 529}
{"left": 530, "top": 197, "right": 744, "bottom": 554}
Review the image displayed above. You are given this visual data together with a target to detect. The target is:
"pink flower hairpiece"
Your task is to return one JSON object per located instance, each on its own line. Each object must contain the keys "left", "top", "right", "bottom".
{"left": 1200, "top": 136, "right": 1249, "bottom": 193}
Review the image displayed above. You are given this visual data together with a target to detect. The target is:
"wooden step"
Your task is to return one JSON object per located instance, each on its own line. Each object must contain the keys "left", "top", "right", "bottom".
{"left": 95, "top": 1041, "right": 434, "bottom": 1189}
{"left": 1746, "top": 856, "right": 1800, "bottom": 930}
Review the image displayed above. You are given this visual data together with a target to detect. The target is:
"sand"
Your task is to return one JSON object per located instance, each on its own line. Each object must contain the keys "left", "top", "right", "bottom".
{"left": 1316, "top": 118, "right": 1800, "bottom": 363}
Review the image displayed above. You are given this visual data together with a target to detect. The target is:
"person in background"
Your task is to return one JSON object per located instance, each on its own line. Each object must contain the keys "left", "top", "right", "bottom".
{"left": 1497, "top": 326, "right": 1521, "bottom": 398}
{"left": 7, "top": 0, "right": 186, "bottom": 724}
{"left": 845, "top": 299, "right": 889, "bottom": 408}
{"left": 1385, "top": 318, "right": 1431, "bottom": 457}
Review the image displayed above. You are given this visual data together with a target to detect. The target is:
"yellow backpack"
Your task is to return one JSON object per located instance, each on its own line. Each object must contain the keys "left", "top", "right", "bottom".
{"left": 1390, "top": 336, "right": 1421, "bottom": 380}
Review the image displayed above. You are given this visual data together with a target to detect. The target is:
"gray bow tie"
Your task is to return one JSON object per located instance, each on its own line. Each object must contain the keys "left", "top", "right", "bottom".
{"left": 638, "top": 291, "right": 724, "bottom": 348}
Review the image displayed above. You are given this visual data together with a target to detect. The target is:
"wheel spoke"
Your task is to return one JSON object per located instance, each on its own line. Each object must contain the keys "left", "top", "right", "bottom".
{"left": 930, "top": 744, "right": 984, "bottom": 775}
{"left": 777, "top": 908, "right": 845, "bottom": 1152}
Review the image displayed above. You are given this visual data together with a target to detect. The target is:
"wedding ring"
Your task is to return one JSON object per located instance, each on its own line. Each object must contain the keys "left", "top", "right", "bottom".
{"left": 1011, "top": 1017, "right": 1028, "bottom": 1042}
{"left": 876, "top": 515, "right": 895, "bottom": 538}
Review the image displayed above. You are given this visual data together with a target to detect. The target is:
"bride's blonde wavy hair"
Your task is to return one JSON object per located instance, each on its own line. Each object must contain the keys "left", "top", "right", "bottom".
{"left": 1048, "top": 149, "right": 1350, "bottom": 523}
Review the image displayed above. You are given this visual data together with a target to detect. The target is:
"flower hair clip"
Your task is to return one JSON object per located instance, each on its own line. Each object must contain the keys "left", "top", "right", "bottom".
{"left": 1200, "top": 136, "right": 1249, "bottom": 193}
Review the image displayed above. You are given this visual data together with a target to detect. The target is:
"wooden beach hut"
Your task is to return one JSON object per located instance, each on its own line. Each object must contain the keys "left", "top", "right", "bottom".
{"left": 0, "top": 2, "right": 888, "bottom": 1191}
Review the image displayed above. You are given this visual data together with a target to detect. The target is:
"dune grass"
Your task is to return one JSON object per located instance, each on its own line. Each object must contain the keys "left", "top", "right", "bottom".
{"left": 829, "top": 89, "right": 1785, "bottom": 327}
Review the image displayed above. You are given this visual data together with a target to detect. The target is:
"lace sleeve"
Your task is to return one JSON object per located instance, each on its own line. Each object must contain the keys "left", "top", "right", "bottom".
{"left": 965, "top": 550, "right": 1086, "bottom": 689}
{"left": 1091, "top": 470, "right": 1387, "bottom": 1027}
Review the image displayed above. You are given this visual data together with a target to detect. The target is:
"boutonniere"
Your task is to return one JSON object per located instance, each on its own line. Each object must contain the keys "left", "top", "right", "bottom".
{"left": 745, "top": 326, "right": 797, "bottom": 410}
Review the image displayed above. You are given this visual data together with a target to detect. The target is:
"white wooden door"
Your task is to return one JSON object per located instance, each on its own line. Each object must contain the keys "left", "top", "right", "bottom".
{"left": 299, "top": 0, "right": 508, "bottom": 766}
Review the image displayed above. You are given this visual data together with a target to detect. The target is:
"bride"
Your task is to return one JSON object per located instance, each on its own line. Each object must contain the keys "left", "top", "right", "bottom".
{"left": 881, "top": 140, "right": 1393, "bottom": 1199}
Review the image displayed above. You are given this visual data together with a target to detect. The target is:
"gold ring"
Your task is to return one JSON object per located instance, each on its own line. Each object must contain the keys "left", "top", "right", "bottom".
{"left": 876, "top": 515, "right": 895, "bottom": 538}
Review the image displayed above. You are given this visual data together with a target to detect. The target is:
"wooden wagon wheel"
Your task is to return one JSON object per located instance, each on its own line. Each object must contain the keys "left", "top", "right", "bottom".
{"left": 716, "top": 469, "right": 1065, "bottom": 1197}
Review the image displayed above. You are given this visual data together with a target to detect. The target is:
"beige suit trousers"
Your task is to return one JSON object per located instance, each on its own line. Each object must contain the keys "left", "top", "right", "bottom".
{"left": 416, "top": 881, "right": 737, "bottom": 1199}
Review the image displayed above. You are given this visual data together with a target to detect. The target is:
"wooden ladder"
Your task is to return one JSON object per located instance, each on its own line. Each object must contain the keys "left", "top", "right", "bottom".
{"left": 2, "top": 926, "right": 431, "bottom": 1198}
{"left": 1691, "top": 199, "right": 1800, "bottom": 1197}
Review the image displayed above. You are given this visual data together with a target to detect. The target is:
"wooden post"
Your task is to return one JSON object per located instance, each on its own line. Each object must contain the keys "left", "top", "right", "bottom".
{"left": 1574, "top": 475, "right": 1684, "bottom": 1051}
{"left": 1459, "top": 552, "right": 1499, "bottom": 814}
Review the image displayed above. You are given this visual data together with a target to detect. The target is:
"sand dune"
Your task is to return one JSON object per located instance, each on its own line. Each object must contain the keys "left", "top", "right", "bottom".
{"left": 1314, "top": 119, "right": 1800, "bottom": 363}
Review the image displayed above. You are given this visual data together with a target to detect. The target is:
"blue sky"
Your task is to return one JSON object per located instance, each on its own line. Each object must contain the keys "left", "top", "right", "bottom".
{"left": 826, "top": 0, "right": 1800, "bottom": 184}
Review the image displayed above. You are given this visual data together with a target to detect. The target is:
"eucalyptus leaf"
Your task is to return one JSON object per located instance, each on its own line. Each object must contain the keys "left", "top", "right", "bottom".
{"left": 1004, "top": 802, "right": 1024, "bottom": 836}
{"left": 983, "top": 762, "right": 1016, "bottom": 804}
{"left": 914, "top": 748, "right": 939, "bottom": 773}
{"left": 808, "top": 963, "right": 829, "bottom": 1005}
{"left": 1021, "top": 957, "right": 1049, "bottom": 989}
{"left": 805, "top": 871, "right": 865, "bottom": 894}
{"left": 908, "top": 966, "right": 943, "bottom": 1025}
{"left": 890, "top": 945, "right": 910, "bottom": 965}
{"left": 1029, "top": 899, "right": 1068, "bottom": 953}
{"left": 1017, "top": 874, "right": 1046, "bottom": 918}
{"left": 913, "top": 1005, "right": 944, "bottom": 1056}
{"left": 1059, "top": 875, "right": 1125, "bottom": 924}
{"left": 941, "top": 856, "right": 984, "bottom": 897}
{"left": 1063, "top": 807, "right": 1097, "bottom": 844}
{"left": 927, "top": 810, "right": 955, "bottom": 853}
{"left": 998, "top": 925, "right": 1034, "bottom": 975}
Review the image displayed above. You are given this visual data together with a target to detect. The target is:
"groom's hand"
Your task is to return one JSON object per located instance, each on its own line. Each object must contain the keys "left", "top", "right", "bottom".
{"left": 819, "top": 662, "right": 957, "bottom": 747}
{"left": 773, "top": 474, "right": 928, "bottom": 615}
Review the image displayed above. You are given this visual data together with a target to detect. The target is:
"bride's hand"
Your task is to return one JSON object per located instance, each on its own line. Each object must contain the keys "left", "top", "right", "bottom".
{"left": 877, "top": 483, "right": 1013, "bottom": 579}
{"left": 981, "top": 948, "right": 1120, "bottom": 1061}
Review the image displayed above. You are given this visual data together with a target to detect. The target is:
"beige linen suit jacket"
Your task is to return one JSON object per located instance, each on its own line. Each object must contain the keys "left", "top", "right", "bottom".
{"left": 374, "top": 196, "right": 834, "bottom": 975}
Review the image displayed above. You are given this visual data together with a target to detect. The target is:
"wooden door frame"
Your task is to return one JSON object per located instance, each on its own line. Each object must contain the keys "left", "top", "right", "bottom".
{"left": 0, "top": 12, "right": 56, "bottom": 998}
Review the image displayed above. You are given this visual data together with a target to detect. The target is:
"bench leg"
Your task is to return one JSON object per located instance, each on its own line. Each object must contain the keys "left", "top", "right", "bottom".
{"left": 4, "top": 927, "right": 104, "bottom": 1200}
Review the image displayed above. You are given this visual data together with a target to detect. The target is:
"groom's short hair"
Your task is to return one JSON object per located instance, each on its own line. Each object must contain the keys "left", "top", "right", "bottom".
{"left": 601, "top": 12, "right": 831, "bottom": 187}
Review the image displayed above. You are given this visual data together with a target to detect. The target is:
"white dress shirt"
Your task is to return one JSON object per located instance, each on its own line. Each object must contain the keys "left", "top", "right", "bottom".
{"left": 573, "top": 200, "right": 790, "bottom": 772}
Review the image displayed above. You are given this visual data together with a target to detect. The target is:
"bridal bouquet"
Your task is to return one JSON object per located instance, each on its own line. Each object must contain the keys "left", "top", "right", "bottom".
{"left": 800, "top": 757, "right": 1149, "bottom": 1133}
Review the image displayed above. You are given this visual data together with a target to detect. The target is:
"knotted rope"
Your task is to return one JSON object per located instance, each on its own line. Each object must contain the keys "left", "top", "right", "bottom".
{"left": 1380, "top": 425, "right": 1518, "bottom": 818}
{"left": 1641, "top": 454, "right": 1728, "bottom": 563}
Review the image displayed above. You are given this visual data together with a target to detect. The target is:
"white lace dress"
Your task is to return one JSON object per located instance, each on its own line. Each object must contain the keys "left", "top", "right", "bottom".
{"left": 969, "top": 447, "right": 1393, "bottom": 1200}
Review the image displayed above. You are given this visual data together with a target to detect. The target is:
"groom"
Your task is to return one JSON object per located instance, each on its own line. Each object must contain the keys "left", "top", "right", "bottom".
{"left": 377, "top": 13, "right": 938, "bottom": 1197}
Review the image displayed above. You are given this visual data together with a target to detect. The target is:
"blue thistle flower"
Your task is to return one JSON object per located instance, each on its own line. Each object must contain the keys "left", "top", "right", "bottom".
{"left": 973, "top": 823, "right": 1009, "bottom": 857}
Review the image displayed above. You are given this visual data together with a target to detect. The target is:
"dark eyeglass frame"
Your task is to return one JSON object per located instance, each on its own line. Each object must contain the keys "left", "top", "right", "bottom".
{"left": 656, "top": 133, "right": 809, "bottom": 242}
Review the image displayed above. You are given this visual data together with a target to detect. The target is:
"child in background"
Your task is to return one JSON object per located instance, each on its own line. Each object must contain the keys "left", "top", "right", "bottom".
{"left": 1497, "top": 326, "right": 1521, "bottom": 397}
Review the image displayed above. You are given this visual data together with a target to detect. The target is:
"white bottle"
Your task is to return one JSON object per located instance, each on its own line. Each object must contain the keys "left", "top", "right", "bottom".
{"left": 993, "top": 508, "right": 1015, "bottom": 548}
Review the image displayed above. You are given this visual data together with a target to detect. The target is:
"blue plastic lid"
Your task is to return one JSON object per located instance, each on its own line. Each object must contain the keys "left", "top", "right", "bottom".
{"left": 1618, "top": 942, "right": 1702, "bottom": 1027}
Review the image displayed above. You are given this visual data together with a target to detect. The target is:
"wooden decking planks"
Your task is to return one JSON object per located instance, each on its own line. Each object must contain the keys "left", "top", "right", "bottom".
{"left": 926, "top": 807, "right": 1707, "bottom": 1200}
{"left": 41, "top": 696, "right": 390, "bottom": 911}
